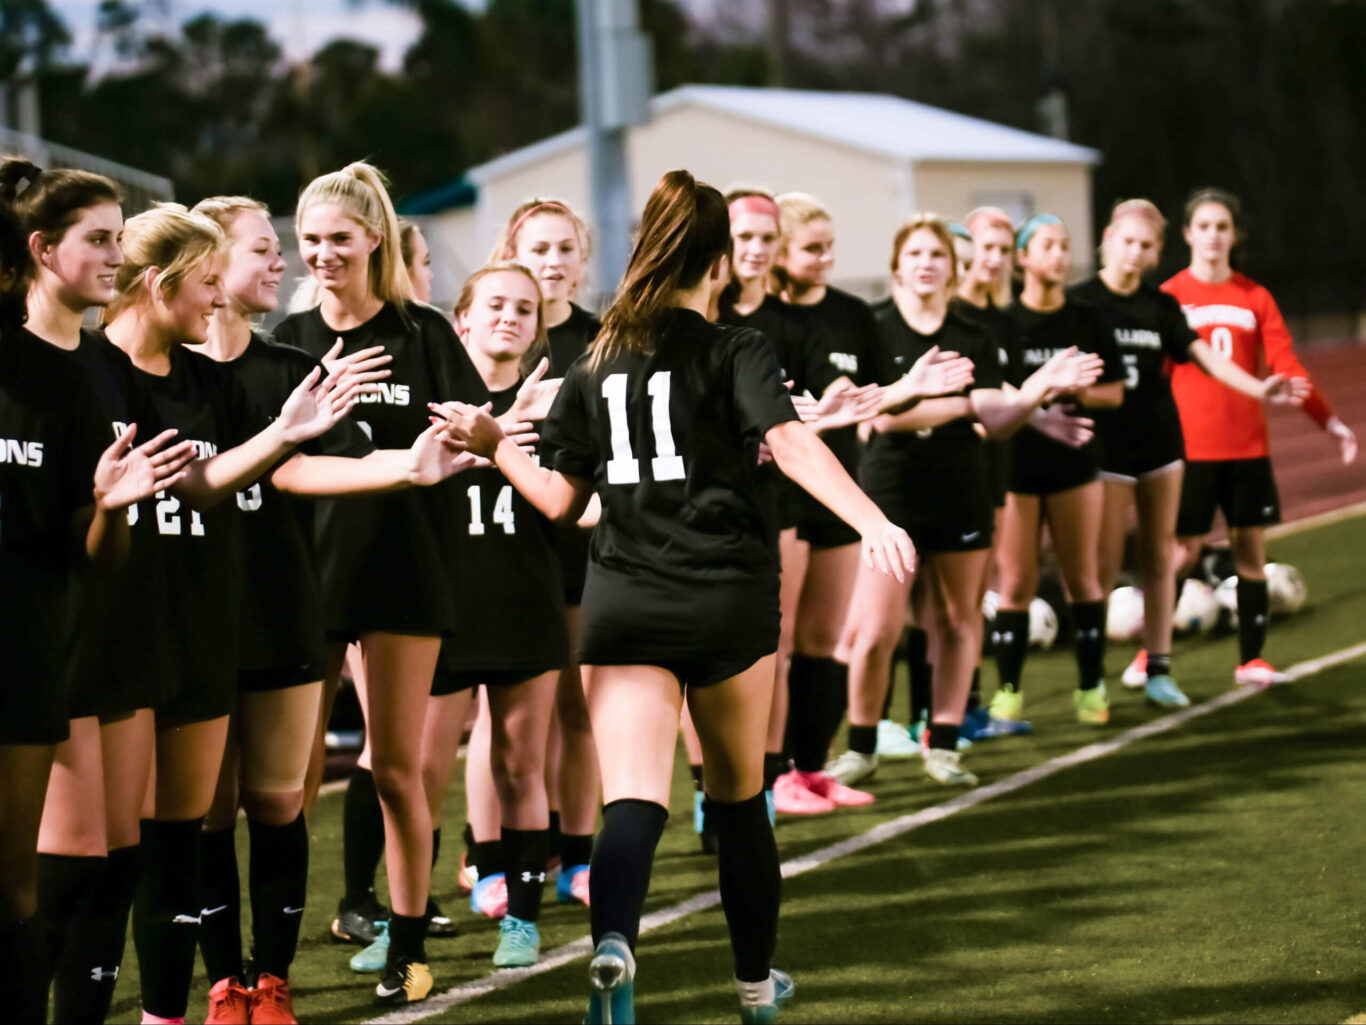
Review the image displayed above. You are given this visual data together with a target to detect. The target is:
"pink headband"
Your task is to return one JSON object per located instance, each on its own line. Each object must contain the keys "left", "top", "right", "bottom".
{"left": 1108, "top": 199, "right": 1166, "bottom": 231}
{"left": 965, "top": 206, "right": 1013, "bottom": 236}
{"left": 506, "top": 201, "right": 575, "bottom": 247}
{"left": 728, "top": 195, "right": 781, "bottom": 223}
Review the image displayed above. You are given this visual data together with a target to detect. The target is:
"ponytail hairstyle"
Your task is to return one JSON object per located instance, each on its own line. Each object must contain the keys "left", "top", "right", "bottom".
{"left": 591, "top": 169, "right": 730, "bottom": 370}
{"left": 0, "top": 157, "right": 123, "bottom": 279}
{"left": 192, "top": 195, "right": 270, "bottom": 234}
{"left": 454, "top": 260, "right": 548, "bottom": 377}
{"left": 488, "top": 197, "right": 592, "bottom": 266}
{"left": 295, "top": 161, "right": 414, "bottom": 308}
{"left": 890, "top": 213, "right": 960, "bottom": 292}
{"left": 101, "top": 203, "right": 226, "bottom": 323}
{"left": 0, "top": 200, "right": 27, "bottom": 334}
{"left": 771, "top": 191, "right": 831, "bottom": 294}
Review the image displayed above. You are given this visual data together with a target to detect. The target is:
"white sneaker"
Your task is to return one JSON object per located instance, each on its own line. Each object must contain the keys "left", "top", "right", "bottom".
{"left": 824, "top": 749, "right": 878, "bottom": 786}
{"left": 1121, "top": 649, "right": 1148, "bottom": 688}
{"left": 923, "top": 748, "right": 978, "bottom": 786}
{"left": 875, "top": 719, "right": 920, "bottom": 758}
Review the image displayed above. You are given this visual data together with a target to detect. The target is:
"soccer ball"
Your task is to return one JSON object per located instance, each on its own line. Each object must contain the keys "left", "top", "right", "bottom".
{"left": 1028, "top": 596, "right": 1059, "bottom": 649}
{"left": 1106, "top": 585, "right": 1145, "bottom": 641}
{"left": 1214, "top": 576, "right": 1239, "bottom": 629}
{"left": 982, "top": 589, "right": 1000, "bottom": 624}
{"left": 1266, "top": 562, "right": 1307, "bottom": 615}
{"left": 1173, "top": 579, "right": 1220, "bottom": 634}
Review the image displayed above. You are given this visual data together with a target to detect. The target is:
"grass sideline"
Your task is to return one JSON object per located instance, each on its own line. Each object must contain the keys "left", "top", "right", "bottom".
{"left": 106, "top": 512, "right": 1366, "bottom": 1024}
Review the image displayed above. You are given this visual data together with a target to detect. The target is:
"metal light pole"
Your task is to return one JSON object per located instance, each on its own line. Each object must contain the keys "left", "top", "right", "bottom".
{"left": 576, "top": 0, "right": 653, "bottom": 304}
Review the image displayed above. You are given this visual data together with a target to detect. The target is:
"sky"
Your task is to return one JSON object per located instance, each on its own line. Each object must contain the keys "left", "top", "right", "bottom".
{"left": 47, "top": 0, "right": 427, "bottom": 71}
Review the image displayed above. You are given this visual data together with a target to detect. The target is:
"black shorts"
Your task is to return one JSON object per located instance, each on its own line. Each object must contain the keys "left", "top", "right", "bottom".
{"left": 870, "top": 467, "right": 994, "bottom": 556}
{"left": 1008, "top": 437, "right": 1100, "bottom": 497}
{"left": 158, "top": 664, "right": 238, "bottom": 724}
{"left": 430, "top": 664, "right": 559, "bottom": 696}
{"left": 578, "top": 564, "right": 778, "bottom": 690}
{"left": 794, "top": 489, "right": 860, "bottom": 549}
{"left": 1177, "top": 457, "right": 1281, "bottom": 536}
{"left": 1, "top": 675, "right": 70, "bottom": 745}
{"left": 984, "top": 440, "right": 1008, "bottom": 509}
{"left": 239, "top": 663, "right": 325, "bottom": 693}
{"left": 555, "top": 526, "right": 590, "bottom": 608}
{"left": 1099, "top": 419, "right": 1185, "bottom": 482}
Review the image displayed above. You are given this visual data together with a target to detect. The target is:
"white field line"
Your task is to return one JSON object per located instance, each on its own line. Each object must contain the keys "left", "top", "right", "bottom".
{"left": 1267, "top": 499, "right": 1366, "bottom": 538}
{"left": 364, "top": 639, "right": 1366, "bottom": 1025}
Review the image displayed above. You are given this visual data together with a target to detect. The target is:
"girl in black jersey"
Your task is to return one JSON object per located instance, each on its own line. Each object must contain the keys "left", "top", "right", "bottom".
{"left": 0, "top": 183, "right": 194, "bottom": 1025}
{"left": 188, "top": 197, "right": 472, "bottom": 1022}
{"left": 833, "top": 215, "right": 1103, "bottom": 787}
{"left": 990, "top": 214, "right": 1126, "bottom": 728}
{"left": 435, "top": 169, "right": 915, "bottom": 1025}
{"left": 1073, "top": 199, "right": 1306, "bottom": 709}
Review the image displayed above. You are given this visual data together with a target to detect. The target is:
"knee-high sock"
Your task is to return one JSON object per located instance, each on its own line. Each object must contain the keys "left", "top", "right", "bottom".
{"left": 993, "top": 610, "right": 1030, "bottom": 692}
{"left": 502, "top": 828, "right": 549, "bottom": 922}
{"left": 589, "top": 800, "right": 668, "bottom": 949}
{"left": 0, "top": 918, "right": 48, "bottom": 1023}
{"left": 248, "top": 814, "right": 308, "bottom": 980}
{"left": 707, "top": 792, "right": 780, "bottom": 983}
{"left": 907, "top": 627, "right": 931, "bottom": 723}
{"left": 198, "top": 827, "right": 242, "bottom": 985}
{"left": 133, "top": 818, "right": 205, "bottom": 1020}
{"left": 1237, "top": 577, "right": 1270, "bottom": 665}
{"left": 1071, "top": 601, "right": 1106, "bottom": 691}
{"left": 36, "top": 853, "right": 104, "bottom": 990}
{"left": 342, "top": 767, "right": 385, "bottom": 904}
{"left": 785, "top": 656, "right": 847, "bottom": 772}
{"left": 51, "top": 843, "right": 140, "bottom": 1024}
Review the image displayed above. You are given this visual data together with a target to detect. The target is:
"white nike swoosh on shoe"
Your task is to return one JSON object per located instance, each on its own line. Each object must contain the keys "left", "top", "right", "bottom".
{"left": 376, "top": 981, "right": 404, "bottom": 998}
{"left": 961, "top": 530, "right": 981, "bottom": 542}
{"left": 200, "top": 905, "right": 229, "bottom": 917}
{"left": 172, "top": 914, "right": 202, "bottom": 925}
{"left": 283, "top": 906, "right": 304, "bottom": 915}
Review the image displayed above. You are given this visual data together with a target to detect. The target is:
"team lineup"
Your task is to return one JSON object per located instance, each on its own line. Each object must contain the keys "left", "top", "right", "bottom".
{"left": 0, "top": 155, "right": 1357, "bottom": 1025}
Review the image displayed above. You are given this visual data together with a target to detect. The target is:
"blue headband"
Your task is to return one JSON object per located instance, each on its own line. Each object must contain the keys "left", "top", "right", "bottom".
{"left": 947, "top": 221, "right": 973, "bottom": 242}
{"left": 1015, "top": 213, "right": 1063, "bottom": 251}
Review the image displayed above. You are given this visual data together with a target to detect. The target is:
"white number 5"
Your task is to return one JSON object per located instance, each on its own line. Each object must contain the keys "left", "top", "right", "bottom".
{"left": 602, "top": 372, "right": 685, "bottom": 485}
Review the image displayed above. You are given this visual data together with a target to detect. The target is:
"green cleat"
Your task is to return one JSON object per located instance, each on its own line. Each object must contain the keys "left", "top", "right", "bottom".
{"left": 989, "top": 684, "right": 1024, "bottom": 722}
{"left": 1074, "top": 682, "right": 1111, "bottom": 725}
{"left": 349, "top": 919, "right": 389, "bottom": 973}
{"left": 739, "top": 969, "right": 795, "bottom": 1024}
{"left": 492, "top": 914, "right": 540, "bottom": 968}
{"left": 1144, "top": 674, "right": 1191, "bottom": 708}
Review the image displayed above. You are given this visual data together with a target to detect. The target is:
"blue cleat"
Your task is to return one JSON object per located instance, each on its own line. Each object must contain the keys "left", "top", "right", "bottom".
{"left": 738, "top": 969, "right": 795, "bottom": 1023}
{"left": 1144, "top": 674, "right": 1191, "bottom": 708}
{"left": 584, "top": 932, "right": 635, "bottom": 1024}
{"left": 492, "top": 914, "right": 540, "bottom": 967}
{"left": 959, "top": 705, "right": 1033, "bottom": 742}
{"left": 349, "top": 919, "right": 389, "bottom": 973}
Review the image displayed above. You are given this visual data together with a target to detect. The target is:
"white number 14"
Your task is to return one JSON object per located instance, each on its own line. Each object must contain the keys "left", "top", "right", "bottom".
{"left": 602, "top": 372, "right": 685, "bottom": 485}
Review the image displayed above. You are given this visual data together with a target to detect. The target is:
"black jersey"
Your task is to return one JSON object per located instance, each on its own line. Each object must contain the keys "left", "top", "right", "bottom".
{"left": 0, "top": 330, "right": 107, "bottom": 741}
{"left": 547, "top": 303, "right": 601, "bottom": 377}
{"left": 1067, "top": 277, "right": 1194, "bottom": 464}
{"left": 438, "top": 382, "right": 566, "bottom": 676}
{"left": 1004, "top": 299, "right": 1125, "bottom": 493}
{"left": 952, "top": 299, "right": 1014, "bottom": 507}
{"left": 220, "top": 334, "right": 373, "bottom": 680}
{"left": 720, "top": 294, "right": 817, "bottom": 392}
{"left": 540, "top": 307, "right": 800, "bottom": 587}
{"left": 789, "top": 287, "right": 877, "bottom": 475}
{"left": 273, "top": 301, "right": 487, "bottom": 636}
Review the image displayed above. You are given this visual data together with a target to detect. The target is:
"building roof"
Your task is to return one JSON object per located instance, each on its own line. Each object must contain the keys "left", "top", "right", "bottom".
{"left": 396, "top": 177, "right": 477, "bottom": 216}
{"left": 468, "top": 84, "right": 1101, "bottom": 184}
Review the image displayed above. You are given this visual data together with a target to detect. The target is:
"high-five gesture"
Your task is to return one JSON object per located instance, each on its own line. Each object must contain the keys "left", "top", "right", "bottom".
{"left": 903, "top": 345, "right": 976, "bottom": 398}
{"left": 1031, "top": 346, "right": 1105, "bottom": 400}
{"left": 321, "top": 339, "right": 393, "bottom": 395}
{"left": 276, "top": 366, "right": 362, "bottom": 444}
{"left": 93, "top": 425, "right": 198, "bottom": 510}
{"left": 1259, "top": 373, "right": 1311, "bottom": 407}
{"left": 505, "top": 358, "right": 563, "bottom": 423}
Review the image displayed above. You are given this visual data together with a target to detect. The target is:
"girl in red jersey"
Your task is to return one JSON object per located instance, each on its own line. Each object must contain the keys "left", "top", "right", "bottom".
{"left": 1163, "top": 188, "right": 1356, "bottom": 687}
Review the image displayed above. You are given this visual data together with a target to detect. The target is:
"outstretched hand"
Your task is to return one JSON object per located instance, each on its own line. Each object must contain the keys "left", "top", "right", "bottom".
{"left": 277, "top": 366, "right": 362, "bottom": 444}
{"left": 861, "top": 520, "right": 916, "bottom": 583}
{"left": 904, "top": 345, "right": 975, "bottom": 399}
{"left": 1036, "top": 347, "right": 1104, "bottom": 398}
{"left": 1029, "top": 404, "right": 1095, "bottom": 448}
{"left": 815, "top": 382, "right": 884, "bottom": 430}
{"left": 94, "top": 425, "right": 197, "bottom": 510}
{"left": 321, "top": 339, "right": 392, "bottom": 395}
{"left": 1326, "top": 416, "right": 1358, "bottom": 465}
{"left": 428, "top": 401, "right": 507, "bottom": 459}
{"left": 1261, "top": 373, "right": 1311, "bottom": 407}
{"left": 407, "top": 423, "right": 483, "bottom": 485}
{"left": 507, "top": 359, "right": 562, "bottom": 423}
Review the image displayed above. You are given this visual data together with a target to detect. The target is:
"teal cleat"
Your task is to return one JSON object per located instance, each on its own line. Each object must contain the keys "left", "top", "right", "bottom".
{"left": 492, "top": 914, "right": 540, "bottom": 968}
{"left": 765, "top": 788, "right": 776, "bottom": 827}
{"left": 584, "top": 932, "right": 635, "bottom": 1025}
{"left": 349, "top": 919, "right": 389, "bottom": 973}
{"left": 693, "top": 790, "right": 705, "bottom": 833}
{"left": 1144, "top": 674, "right": 1191, "bottom": 708}
{"left": 738, "top": 969, "right": 795, "bottom": 1024}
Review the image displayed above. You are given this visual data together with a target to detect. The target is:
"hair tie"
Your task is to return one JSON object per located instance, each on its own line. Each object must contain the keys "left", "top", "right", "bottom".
{"left": 728, "top": 195, "right": 781, "bottom": 223}
{"left": 1016, "top": 213, "right": 1063, "bottom": 251}
{"left": 947, "top": 221, "right": 973, "bottom": 242}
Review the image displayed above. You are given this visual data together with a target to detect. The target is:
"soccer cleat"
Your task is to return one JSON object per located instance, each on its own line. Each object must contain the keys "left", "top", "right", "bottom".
{"left": 557, "top": 864, "right": 590, "bottom": 906}
{"left": 875, "top": 718, "right": 920, "bottom": 757}
{"left": 247, "top": 973, "right": 297, "bottom": 1025}
{"left": 772, "top": 771, "right": 836, "bottom": 815}
{"left": 824, "top": 748, "right": 878, "bottom": 786}
{"left": 923, "top": 748, "right": 978, "bottom": 786}
{"left": 1235, "top": 658, "right": 1291, "bottom": 687}
{"left": 1144, "top": 674, "right": 1191, "bottom": 708}
{"left": 1074, "top": 682, "right": 1111, "bottom": 725}
{"left": 585, "top": 932, "right": 636, "bottom": 1025}
{"left": 375, "top": 958, "right": 433, "bottom": 1005}
{"left": 738, "top": 968, "right": 796, "bottom": 1024}
{"left": 204, "top": 976, "right": 252, "bottom": 1025}
{"left": 427, "top": 896, "right": 458, "bottom": 937}
{"left": 471, "top": 872, "right": 508, "bottom": 919}
{"left": 350, "top": 919, "right": 390, "bottom": 973}
{"left": 492, "top": 914, "right": 541, "bottom": 968}
{"left": 458, "top": 853, "right": 478, "bottom": 893}
{"left": 1121, "top": 649, "right": 1148, "bottom": 688}
{"left": 765, "top": 788, "right": 776, "bottom": 826}
{"left": 795, "top": 769, "right": 875, "bottom": 807}
{"left": 331, "top": 892, "right": 389, "bottom": 945}
{"left": 988, "top": 685, "right": 1024, "bottom": 722}
{"left": 958, "top": 705, "right": 1032, "bottom": 742}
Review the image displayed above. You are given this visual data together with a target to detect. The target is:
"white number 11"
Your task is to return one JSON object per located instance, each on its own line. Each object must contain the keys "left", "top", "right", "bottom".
{"left": 602, "top": 372, "right": 685, "bottom": 485}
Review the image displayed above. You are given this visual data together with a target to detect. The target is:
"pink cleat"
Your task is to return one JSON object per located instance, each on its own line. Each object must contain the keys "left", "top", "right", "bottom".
{"left": 795, "top": 769, "right": 875, "bottom": 807}
{"left": 772, "top": 770, "right": 836, "bottom": 815}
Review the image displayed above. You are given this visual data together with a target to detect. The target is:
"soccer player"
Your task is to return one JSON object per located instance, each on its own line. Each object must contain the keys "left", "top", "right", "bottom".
{"left": 1073, "top": 198, "right": 1308, "bottom": 707}
{"left": 399, "top": 220, "right": 434, "bottom": 304}
{"left": 990, "top": 214, "right": 1126, "bottom": 726}
{"left": 433, "top": 169, "right": 914, "bottom": 1024}
{"left": 1162, "top": 188, "right": 1355, "bottom": 686}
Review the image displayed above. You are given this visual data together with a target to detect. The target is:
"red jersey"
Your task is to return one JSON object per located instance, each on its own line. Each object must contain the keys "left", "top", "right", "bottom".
{"left": 1161, "top": 269, "right": 1332, "bottom": 460}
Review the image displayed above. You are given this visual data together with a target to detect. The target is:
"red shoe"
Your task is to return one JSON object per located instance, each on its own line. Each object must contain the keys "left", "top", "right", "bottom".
{"left": 1235, "top": 658, "right": 1291, "bottom": 687}
{"left": 796, "top": 769, "right": 875, "bottom": 807}
{"left": 204, "top": 977, "right": 251, "bottom": 1025}
{"left": 772, "top": 770, "right": 836, "bottom": 814}
{"left": 248, "top": 974, "right": 297, "bottom": 1025}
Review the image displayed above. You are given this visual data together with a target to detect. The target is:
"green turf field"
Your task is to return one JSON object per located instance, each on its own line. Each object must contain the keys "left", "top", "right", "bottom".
{"left": 107, "top": 513, "right": 1366, "bottom": 1024}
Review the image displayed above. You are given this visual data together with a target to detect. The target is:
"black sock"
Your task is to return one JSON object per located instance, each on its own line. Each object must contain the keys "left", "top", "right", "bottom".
{"left": 993, "top": 610, "right": 1030, "bottom": 693}
{"left": 1237, "top": 577, "right": 1270, "bottom": 664}
{"left": 386, "top": 912, "right": 428, "bottom": 967}
{"left": 471, "top": 839, "right": 504, "bottom": 879}
{"left": 762, "top": 752, "right": 786, "bottom": 792}
{"left": 908, "top": 628, "right": 932, "bottom": 725}
{"left": 785, "top": 654, "right": 830, "bottom": 772}
{"left": 1071, "top": 601, "right": 1106, "bottom": 691}
{"left": 589, "top": 799, "right": 668, "bottom": 949}
{"left": 342, "top": 767, "right": 385, "bottom": 905}
{"left": 547, "top": 811, "right": 561, "bottom": 863}
{"left": 431, "top": 826, "right": 442, "bottom": 868}
{"left": 688, "top": 762, "right": 704, "bottom": 790}
{"left": 847, "top": 724, "right": 877, "bottom": 756}
{"left": 824, "top": 660, "right": 850, "bottom": 754}
{"left": 706, "top": 792, "right": 780, "bottom": 984}
{"left": 52, "top": 843, "right": 140, "bottom": 1024}
{"left": 929, "top": 721, "right": 959, "bottom": 751}
{"left": 248, "top": 814, "right": 308, "bottom": 980}
{"left": 0, "top": 918, "right": 47, "bottom": 1023}
{"left": 36, "top": 852, "right": 104, "bottom": 990}
{"left": 133, "top": 817, "right": 205, "bottom": 1020}
{"left": 198, "top": 827, "right": 242, "bottom": 984}
{"left": 1147, "top": 653, "right": 1172, "bottom": 679}
{"left": 560, "top": 833, "right": 594, "bottom": 869}
{"left": 966, "top": 666, "right": 983, "bottom": 715}
{"left": 502, "top": 828, "right": 549, "bottom": 922}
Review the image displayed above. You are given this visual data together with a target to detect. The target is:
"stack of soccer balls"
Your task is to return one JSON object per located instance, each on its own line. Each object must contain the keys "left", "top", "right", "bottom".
{"left": 1105, "top": 562, "right": 1307, "bottom": 640}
